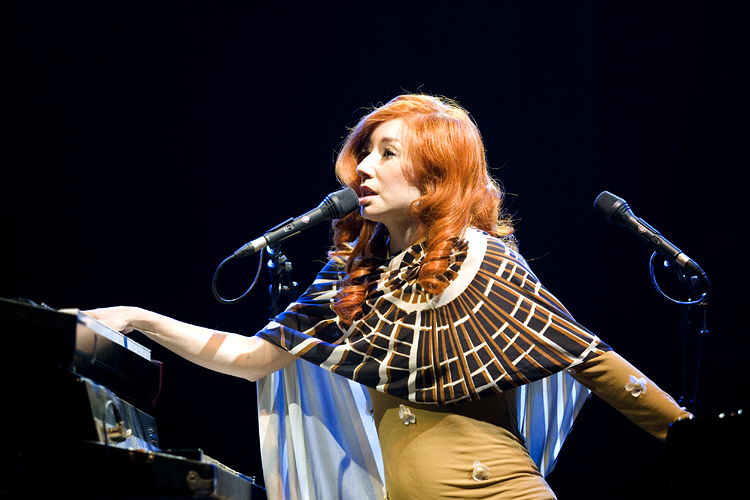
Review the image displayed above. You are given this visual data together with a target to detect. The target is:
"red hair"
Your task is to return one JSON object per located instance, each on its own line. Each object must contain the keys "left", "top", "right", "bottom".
{"left": 330, "top": 94, "right": 515, "bottom": 323}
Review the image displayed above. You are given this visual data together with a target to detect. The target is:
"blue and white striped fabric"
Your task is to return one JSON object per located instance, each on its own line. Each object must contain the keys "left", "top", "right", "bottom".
{"left": 257, "top": 360, "right": 384, "bottom": 500}
{"left": 517, "top": 370, "right": 591, "bottom": 476}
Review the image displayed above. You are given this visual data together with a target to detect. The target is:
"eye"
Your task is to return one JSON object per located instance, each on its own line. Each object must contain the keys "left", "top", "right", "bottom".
{"left": 357, "top": 149, "right": 371, "bottom": 163}
{"left": 383, "top": 147, "right": 396, "bottom": 158}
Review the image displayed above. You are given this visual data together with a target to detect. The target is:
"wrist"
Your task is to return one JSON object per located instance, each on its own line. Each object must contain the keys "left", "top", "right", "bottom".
{"left": 125, "top": 306, "right": 161, "bottom": 333}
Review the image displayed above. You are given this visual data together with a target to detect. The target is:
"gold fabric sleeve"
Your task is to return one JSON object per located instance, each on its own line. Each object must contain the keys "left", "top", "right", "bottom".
{"left": 570, "top": 351, "right": 692, "bottom": 440}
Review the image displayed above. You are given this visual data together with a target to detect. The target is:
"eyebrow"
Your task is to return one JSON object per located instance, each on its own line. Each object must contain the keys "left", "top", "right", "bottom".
{"left": 364, "top": 136, "right": 403, "bottom": 150}
{"left": 378, "top": 137, "right": 403, "bottom": 145}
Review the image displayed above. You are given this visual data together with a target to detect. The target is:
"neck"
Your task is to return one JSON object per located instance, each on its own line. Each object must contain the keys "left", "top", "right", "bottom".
{"left": 386, "top": 222, "right": 426, "bottom": 254}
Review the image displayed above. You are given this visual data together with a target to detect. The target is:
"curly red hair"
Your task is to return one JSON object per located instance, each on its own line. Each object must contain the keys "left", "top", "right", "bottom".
{"left": 330, "top": 94, "right": 515, "bottom": 323}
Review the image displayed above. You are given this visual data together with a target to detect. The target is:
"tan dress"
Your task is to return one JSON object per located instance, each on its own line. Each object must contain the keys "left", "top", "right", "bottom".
{"left": 370, "top": 351, "right": 690, "bottom": 500}
{"left": 370, "top": 388, "right": 556, "bottom": 499}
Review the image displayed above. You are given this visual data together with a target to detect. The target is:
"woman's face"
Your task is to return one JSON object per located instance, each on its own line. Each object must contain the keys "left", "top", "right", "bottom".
{"left": 356, "top": 118, "right": 422, "bottom": 236}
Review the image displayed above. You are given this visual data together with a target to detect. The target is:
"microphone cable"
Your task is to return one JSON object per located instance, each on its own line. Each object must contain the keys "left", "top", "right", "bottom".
{"left": 212, "top": 250, "right": 265, "bottom": 305}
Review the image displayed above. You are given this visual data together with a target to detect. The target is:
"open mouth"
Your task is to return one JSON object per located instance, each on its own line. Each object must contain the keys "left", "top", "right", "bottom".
{"left": 359, "top": 186, "right": 377, "bottom": 198}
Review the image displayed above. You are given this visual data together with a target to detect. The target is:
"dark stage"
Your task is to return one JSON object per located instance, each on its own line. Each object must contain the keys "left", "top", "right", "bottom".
{"left": 3, "top": 2, "right": 747, "bottom": 498}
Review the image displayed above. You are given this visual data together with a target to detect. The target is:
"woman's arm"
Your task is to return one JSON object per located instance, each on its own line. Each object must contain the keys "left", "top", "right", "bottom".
{"left": 570, "top": 350, "right": 692, "bottom": 440}
{"left": 84, "top": 306, "right": 298, "bottom": 382}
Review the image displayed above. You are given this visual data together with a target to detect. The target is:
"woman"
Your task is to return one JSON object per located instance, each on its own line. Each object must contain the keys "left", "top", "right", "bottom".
{"left": 88, "top": 94, "right": 690, "bottom": 499}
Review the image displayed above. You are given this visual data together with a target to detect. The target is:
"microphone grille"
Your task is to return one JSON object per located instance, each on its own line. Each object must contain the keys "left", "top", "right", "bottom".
{"left": 593, "top": 191, "right": 622, "bottom": 223}
{"left": 326, "top": 187, "right": 360, "bottom": 219}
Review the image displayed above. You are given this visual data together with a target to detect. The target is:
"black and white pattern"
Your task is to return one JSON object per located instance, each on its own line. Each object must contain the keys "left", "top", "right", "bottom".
{"left": 257, "top": 228, "right": 610, "bottom": 405}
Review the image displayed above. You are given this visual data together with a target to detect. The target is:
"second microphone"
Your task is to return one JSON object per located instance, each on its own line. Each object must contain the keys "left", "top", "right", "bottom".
{"left": 233, "top": 187, "right": 360, "bottom": 259}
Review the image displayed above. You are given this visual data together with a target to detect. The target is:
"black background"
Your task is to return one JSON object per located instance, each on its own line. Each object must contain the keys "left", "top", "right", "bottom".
{"left": 4, "top": 2, "right": 746, "bottom": 498}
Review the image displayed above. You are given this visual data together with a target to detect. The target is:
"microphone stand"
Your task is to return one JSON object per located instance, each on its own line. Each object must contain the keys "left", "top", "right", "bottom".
{"left": 266, "top": 244, "right": 299, "bottom": 320}
{"left": 649, "top": 252, "right": 710, "bottom": 413}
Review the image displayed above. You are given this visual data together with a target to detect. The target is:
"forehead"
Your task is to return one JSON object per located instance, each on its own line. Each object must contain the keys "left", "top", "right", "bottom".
{"left": 369, "top": 118, "right": 406, "bottom": 143}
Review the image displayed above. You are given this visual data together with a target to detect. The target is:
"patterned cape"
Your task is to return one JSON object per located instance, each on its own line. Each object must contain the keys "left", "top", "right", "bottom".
{"left": 257, "top": 227, "right": 610, "bottom": 405}
{"left": 256, "top": 228, "right": 611, "bottom": 498}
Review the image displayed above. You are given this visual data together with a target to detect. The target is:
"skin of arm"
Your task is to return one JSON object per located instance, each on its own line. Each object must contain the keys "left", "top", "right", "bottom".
{"left": 83, "top": 306, "right": 298, "bottom": 382}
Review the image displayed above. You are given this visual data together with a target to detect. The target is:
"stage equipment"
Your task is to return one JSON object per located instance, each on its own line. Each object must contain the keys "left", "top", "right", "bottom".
{"left": 594, "top": 191, "right": 711, "bottom": 412}
{"left": 0, "top": 297, "right": 266, "bottom": 499}
{"left": 212, "top": 187, "right": 359, "bottom": 304}
{"left": 667, "top": 411, "right": 746, "bottom": 499}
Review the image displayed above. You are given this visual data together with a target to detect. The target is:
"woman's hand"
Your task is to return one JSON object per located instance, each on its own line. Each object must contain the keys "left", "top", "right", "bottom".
{"left": 83, "top": 306, "right": 146, "bottom": 334}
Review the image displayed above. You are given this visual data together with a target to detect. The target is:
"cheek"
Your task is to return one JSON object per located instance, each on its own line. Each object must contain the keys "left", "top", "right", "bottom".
{"left": 394, "top": 166, "right": 417, "bottom": 190}
{"left": 399, "top": 170, "right": 421, "bottom": 198}
{"left": 394, "top": 182, "right": 422, "bottom": 206}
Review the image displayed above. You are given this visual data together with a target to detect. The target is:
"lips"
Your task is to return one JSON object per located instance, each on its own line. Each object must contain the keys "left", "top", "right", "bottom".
{"left": 359, "top": 186, "right": 377, "bottom": 204}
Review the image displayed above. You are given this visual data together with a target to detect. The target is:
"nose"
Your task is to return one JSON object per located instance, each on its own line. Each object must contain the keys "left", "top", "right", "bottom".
{"left": 355, "top": 151, "right": 375, "bottom": 180}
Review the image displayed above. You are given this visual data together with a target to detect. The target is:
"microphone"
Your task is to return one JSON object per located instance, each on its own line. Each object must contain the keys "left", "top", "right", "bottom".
{"left": 593, "top": 191, "right": 705, "bottom": 276}
{"left": 233, "top": 187, "right": 360, "bottom": 259}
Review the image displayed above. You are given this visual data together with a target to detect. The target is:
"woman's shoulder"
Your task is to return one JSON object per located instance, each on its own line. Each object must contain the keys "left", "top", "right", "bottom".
{"left": 464, "top": 227, "right": 534, "bottom": 273}
{"left": 464, "top": 227, "right": 518, "bottom": 256}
